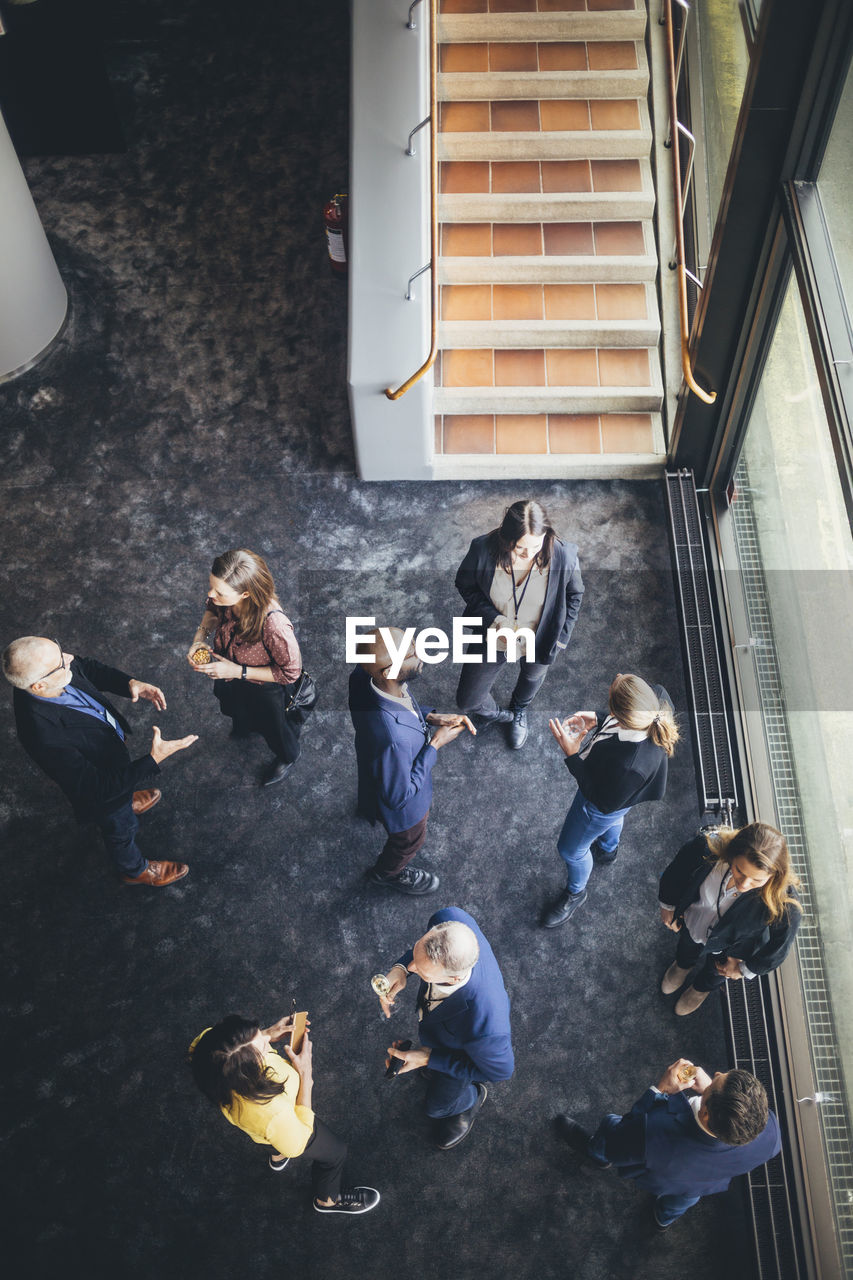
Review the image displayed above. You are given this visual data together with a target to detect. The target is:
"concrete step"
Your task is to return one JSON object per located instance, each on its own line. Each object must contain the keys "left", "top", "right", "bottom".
{"left": 438, "top": 95, "right": 651, "bottom": 159}
{"left": 439, "top": 252, "right": 658, "bottom": 283}
{"left": 438, "top": 65, "right": 648, "bottom": 100}
{"left": 440, "top": 280, "right": 659, "bottom": 324}
{"left": 436, "top": 383, "right": 664, "bottom": 414}
{"left": 432, "top": 450, "right": 665, "bottom": 480}
{"left": 440, "top": 317, "right": 661, "bottom": 347}
{"left": 437, "top": 9, "right": 647, "bottom": 45}
{"left": 439, "top": 185, "right": 654, "bottom": 222}
{"left": 434, "top": 407, "right": 665, "bottom": 470}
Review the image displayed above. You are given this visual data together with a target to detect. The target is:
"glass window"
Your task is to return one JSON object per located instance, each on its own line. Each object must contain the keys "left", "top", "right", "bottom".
{"left": 695, "top": 0, "right": 751, "bottom": 228}
{"left": 818, "top": 55, "right": 853, "bottom": 327}
{"left": 729, "top": 273, "right": 853, "bottom": 1261}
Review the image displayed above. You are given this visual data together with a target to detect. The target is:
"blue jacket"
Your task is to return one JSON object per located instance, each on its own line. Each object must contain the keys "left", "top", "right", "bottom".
{"left": 395, "top": 907, "right": 514, "bottom": 1084}
{"left": 600, "top": 1087, "right": 781, "bottom": 1197}
{"left": 348, "top": 667, "right": 437, "bottom": 834}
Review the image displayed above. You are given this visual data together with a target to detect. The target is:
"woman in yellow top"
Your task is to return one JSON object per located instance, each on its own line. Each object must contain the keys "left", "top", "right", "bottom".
{"left": 190, "top": 1013, "right": 380, "bottom": 1216}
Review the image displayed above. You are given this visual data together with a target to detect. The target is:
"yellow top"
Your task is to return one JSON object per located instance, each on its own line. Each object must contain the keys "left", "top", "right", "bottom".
{"left": 190, "top": 1029, "right": 315, "bottom": 1157}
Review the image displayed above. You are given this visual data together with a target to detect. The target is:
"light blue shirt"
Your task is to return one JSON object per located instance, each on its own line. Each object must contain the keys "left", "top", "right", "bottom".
{"left": 30, "top": 684, "right": 125, "bottom": 742}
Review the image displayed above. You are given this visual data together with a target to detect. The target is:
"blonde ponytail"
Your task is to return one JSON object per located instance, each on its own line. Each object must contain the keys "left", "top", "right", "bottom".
{"left": 608, "top": 673, "right": 680, "bottom": 758}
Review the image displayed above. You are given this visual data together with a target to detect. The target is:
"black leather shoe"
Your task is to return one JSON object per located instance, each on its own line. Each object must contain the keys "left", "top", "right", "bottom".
{"left": 507, "top": 706, "right": 528, "bottom": 749}
{"left": 471, "top": 709, "right": 513, "bottom": 732}
{"left": 591, "top": 837, "right": 619, "bottom": 865}
{"left": 367, "top": 865, "right": 440, "bottom": 895}
{"left": 541, "top": 888, "right": 587, "bottom": 928}
{"left": 433, "top": 1084, "right": 488, "bottom": 1150}
{"left": 554, "top": 1114, "right": 611, "bottom": 1173}
{"left": 261, "top": 759, "right": 293, "bottom": 787}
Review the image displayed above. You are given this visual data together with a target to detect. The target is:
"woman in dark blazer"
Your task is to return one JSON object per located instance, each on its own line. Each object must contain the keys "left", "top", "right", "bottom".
{"left": 454, "top": 499, "right": 584, "bottom": 750}
{"left": 658, "top": 822, "right": 801, "bottom": 1015}
{"left": 543, "top": 673, "right": 678, "bottom": 928}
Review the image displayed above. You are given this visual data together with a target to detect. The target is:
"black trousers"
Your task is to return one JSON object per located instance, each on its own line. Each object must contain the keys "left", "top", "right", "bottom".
{"left": 213, "top": 679, "right": 302, "bottom": 764}
{"left": 675, "top": 931, "right": 731, "bottom": 993}
{"left": 375, "top": 813, "right": 429, "bottom": 877}
{"left": 456, "top": 652, "right": 550, "bottom": 718}
{"left": 96, "top": 802, "right": 147, "bottom": 878}
{"left": 302, "top": 1118, "right": 348, "bottom": 1203}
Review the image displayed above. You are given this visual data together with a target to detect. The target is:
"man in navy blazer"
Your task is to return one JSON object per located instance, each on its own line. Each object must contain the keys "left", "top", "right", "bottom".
{"left": 4, "top": 636, "right": 198, "bottom": 887}
{"left": 377, "top": 906, "right": 514, "bottom": 1149}
{"left": 556, "top": 1057, "right": 781, "bottom": 1228}
{"left": 348, "top": 628, "right": 474, "bottom": 896}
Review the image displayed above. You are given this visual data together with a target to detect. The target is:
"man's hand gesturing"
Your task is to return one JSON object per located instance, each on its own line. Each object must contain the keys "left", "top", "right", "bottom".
{"left": 150, "top": 725, "right": 199, "bottom": 764}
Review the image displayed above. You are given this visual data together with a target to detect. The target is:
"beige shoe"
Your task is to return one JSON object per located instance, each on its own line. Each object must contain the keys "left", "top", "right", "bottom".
{"left": 675, "top": 986, "right": 711, "bottom": 1016}
{"left": 661, "top": 962, "right": 692, "bottom": 995}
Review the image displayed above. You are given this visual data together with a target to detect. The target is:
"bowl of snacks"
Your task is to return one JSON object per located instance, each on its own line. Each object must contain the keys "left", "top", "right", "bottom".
{"left": 191, "top": 646, "right": 212, "bottom": 665}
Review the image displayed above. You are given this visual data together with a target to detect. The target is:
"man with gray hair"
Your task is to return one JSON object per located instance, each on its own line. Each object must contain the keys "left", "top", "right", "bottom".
{"left": 375, "top": 906, "right": 514, "bottom": 1149}
{"left": 4, "top": 636, "right": 198, "bottom": 886}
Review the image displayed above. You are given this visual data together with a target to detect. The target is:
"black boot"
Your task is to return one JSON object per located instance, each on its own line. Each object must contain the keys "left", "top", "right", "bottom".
{"left": 507, "top": 705, "right": 528, "bottom": 749}
{"left": 541, "top": 887, "right": 587, "bottom": 928}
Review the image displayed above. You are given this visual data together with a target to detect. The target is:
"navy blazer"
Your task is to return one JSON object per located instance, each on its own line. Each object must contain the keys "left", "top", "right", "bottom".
{"left": 659, "top": 834, "right": 802, "bottom": 975}
{"left": 395, "top": 907, "right": 514, "bottom": 1084}
{"left": 600, "top": 1087, "right": 781, "bottom": 1197}
{"left": 12, "top": 656, "right": 160, "bottom": 822}
{"left": 454, "top": 532, "right": 584, "bottom": 665}
{"left": 348, "top": 667, "right": 437, "bottom": 834}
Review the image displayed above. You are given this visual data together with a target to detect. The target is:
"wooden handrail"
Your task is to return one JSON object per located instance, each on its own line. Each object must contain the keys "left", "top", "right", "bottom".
{"left": 663, "top": 0, "right": 716, "bottom": 405}
{"left": 385, "top": 0, "right": 439, "bottom": 401}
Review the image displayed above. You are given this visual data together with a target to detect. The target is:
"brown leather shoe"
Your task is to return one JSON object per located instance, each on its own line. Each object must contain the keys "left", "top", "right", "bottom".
{"left": 132, "top": 789, "right": 162, "bottom": 815}
{"left": 122, "top": 860, "right": 189, "bottom": 887}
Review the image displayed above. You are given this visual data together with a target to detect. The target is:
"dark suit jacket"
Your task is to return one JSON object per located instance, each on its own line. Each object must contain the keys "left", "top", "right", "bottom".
{"left": 12, "top": 656, "right": 159, "bottom": 822}
{"left": 454, "top": 532, "right": 584, "bottom": 664}
{"left": 348, "top": 667, "right": 436, "bottom": 834}
{"left": 565, "top": 685, "right": 672, "bottom": 814}
{"left": 395, "top": 907, "right": 514, "bottom": 1084}
{"left": 599, "top": 1086, "right": 781, "bottom": 1197}
{"left": 659, "top": 834, "right": 802, "bottom": 975}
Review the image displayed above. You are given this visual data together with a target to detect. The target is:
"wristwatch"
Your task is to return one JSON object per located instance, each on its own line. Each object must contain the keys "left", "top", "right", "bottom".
{"left": 240, "top": 665, "right": 247, "bottom": 680}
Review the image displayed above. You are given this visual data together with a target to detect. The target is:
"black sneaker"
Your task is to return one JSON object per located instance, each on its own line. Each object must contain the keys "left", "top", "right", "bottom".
{"left": 541, "top": 888, "right": 588, "bottom": 928}
{"left": 269, "top": 1154, "right": 290, "bottom": 1172}
{"left": 591, "top": 837, "right": 619, "bottom": 865}
{"left": 261, "top": 759, "right": 293, "bottom": 787}
{"left": 367, "top": 865, "right": 440, "bottom": 895}
{"left": 507, "top": 706, "right": 528, "bottom": 750}
{"left": 314, "top": 1187, "right": 380, "bottom": 1216}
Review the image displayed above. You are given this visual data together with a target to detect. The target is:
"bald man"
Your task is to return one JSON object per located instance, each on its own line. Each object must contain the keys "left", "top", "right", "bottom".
{"left": 348, "top": 628, "right": 474, "bottom": 895}
{"left": 3, "top": 636, "right": 197, "bottom": 886}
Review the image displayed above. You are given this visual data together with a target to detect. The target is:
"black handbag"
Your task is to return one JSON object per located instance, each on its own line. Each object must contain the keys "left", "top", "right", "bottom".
{"left": 283, "top": 669, "right": 318, "bottom": 716}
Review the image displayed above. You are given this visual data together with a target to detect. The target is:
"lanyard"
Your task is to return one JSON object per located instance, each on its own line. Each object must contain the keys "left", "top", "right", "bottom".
{"left": 510, "top": 564, "right": 534, "bottom": 622}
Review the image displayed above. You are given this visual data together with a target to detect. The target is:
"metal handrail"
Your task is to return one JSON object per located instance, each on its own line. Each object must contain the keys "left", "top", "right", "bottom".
{"left": 384, "top": 0, "right": 439, "bottom": 401}
{"left": 662, "top": 0, "right": 716, "bottom": 405}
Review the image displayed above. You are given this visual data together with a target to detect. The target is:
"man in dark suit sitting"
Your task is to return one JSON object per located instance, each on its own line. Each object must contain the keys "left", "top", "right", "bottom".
{"left": 348, "top": 627, "right": 473, "bottom": 896}
{"left": 4, "top": 635, "right": 198, "bottom": 887}
{"left": 376, "top": 906, "right": 515, "bottom": 1150}
{"left": 555, "top": 1057, "right": 781, "bottom": 1229}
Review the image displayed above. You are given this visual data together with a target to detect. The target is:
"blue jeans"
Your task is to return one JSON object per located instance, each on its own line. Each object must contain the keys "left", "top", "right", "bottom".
{"left": 97, "top": 803, "right": 147, "bottom": 878}
{"left": 588, "top": 1116, "right": 700, "bottom": 1225}
{"left": 557, "top": 791, "right": 631, "bottom": 894}
{"left": 422, "top": 1067, "right": 478, "bottom": 1118}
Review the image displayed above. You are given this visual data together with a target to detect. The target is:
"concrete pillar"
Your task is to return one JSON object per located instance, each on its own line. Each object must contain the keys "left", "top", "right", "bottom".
{"left": 0, "top": 106, "right": 67, "bottom": 381}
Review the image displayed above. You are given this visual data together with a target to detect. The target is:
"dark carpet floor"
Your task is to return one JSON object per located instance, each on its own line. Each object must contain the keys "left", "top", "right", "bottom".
{"left": 0, "top": 3, "right": 755, "bottom": 1278}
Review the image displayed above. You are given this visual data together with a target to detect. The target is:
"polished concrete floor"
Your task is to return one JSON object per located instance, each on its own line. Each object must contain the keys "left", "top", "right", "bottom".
{"left": 0, "top": 3, "right": 755, "bottom": 1278}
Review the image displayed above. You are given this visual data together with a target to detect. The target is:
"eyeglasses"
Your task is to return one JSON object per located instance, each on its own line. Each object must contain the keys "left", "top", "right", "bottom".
{"left": 38, "top": 641, "right": 68, "bottom": 683}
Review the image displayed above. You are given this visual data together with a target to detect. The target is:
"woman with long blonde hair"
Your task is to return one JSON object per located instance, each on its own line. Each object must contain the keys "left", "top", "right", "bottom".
{"left": 658, "top": 821, "right": 801, "bottom": 1015}
{"left": 543, "top": 673, "right": 678, "bottom": 928}
{"left": 188, "top": 549, "right": 311, "bottom": 786}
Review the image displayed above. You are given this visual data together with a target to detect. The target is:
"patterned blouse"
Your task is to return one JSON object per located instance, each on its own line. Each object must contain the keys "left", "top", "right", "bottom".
{"left": 207, "top": 599, "right": 302, "bottom": 685}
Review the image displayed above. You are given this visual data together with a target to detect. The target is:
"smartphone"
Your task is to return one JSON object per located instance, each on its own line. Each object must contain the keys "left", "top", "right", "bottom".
{"left": 289, "top": 1011, "right": 308, "bottom": 1054}
{"left": 385, "top": 1038, "right": 412, "bottom": 1079}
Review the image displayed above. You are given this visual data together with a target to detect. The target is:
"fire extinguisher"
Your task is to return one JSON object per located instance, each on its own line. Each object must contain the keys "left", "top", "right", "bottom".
{"left": 324, "top": 193, "right": 348, "bottom": 276}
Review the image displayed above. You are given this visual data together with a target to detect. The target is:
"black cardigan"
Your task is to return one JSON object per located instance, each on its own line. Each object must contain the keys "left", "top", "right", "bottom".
{"left": 565, "top": 685, "right": 672, "bottom": 814}
{"left": 454, "top": 532, "right": 584, "bottom": 665}
{"left": 658, "top": 834, "right": 802, "bottom": 975}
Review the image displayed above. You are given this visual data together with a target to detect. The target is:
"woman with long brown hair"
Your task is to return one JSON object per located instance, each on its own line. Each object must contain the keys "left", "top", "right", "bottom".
{"left": 188, "top": 549, "right": 311, "bottom": 786}
{"left": 454, "top": 499, "right": 584, "bottom": 750}
{"left": 543, "top": 673, "right": 678, "bottom": 928}
{"left": 658, "top": 822, "right": 802, "bottom": 1015}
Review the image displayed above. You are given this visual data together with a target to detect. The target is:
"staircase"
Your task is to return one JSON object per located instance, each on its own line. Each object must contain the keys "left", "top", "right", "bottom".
{"left": 433, "top": 0, "right": 665, "bottom": 474}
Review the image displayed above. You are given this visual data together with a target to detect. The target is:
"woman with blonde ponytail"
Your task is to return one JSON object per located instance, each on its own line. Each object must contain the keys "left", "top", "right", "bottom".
{"left": 658, "top": 822, "right": 801, "bottom": 1015}
{"left": 542, "top": 673, "right": 678, "bottom": 928}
